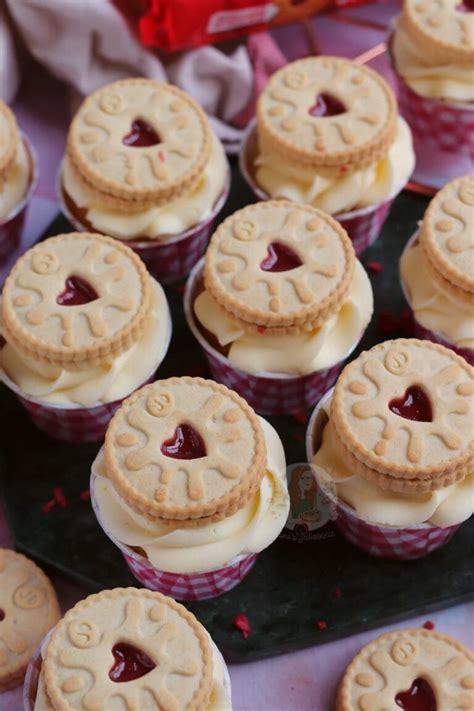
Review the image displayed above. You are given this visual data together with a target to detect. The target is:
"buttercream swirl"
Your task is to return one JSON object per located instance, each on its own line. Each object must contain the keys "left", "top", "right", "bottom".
{"left": 312, "top": 394, "right": 474, "bottom": 528}
{"left": 92, "top": 417, "right": 290, "bottom": 575}
{"left": 400, "top": 240, "right": 474, "bottom": 350}
{"left": 393, "top": 20, "right": 474, "bottom": 103}
{"left": 61, "top": 134, "right": 229, "bottom": 241}
{"left": 0, "top": 138, "right": 30, "bottom": 221}
{"left": 254, "top": 117, "right": 414, "bottom": 215}
{"left": 0, "top": 279, "right": 171, "bottom": 406}
{"left": 194, "top": 260, "right": 373, "bottom": 375}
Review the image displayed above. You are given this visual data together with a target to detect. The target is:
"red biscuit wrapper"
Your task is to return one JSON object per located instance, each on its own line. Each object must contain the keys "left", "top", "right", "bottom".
{"left": 90, "top": 466, "right": 258, "bottom": 601}
{"left": 0, "top": 135, "right": 38, "bottom": 269}
{"left": 239, "top": 121, "right": 398, "bottom": 256}
{"left": 400, "top": 231, "right": 474, "bottom": 367}
{"left": 58, "top": 167, "right": 231, "bottom": 285}
{"left": 184, "top": 260, "right": 361, "bottom": 415}
{"left": 305, "top": 388, "right": 462, "bottom": 560}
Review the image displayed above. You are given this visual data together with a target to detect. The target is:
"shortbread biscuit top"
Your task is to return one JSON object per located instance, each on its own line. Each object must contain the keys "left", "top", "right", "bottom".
{"left": 337, "top": 627, "right": 474, "bottom": 711}
{"left": 420, "top": 174, "right": 474, "bottom": 300}
{"left": 402, "top": 0, "right": 474, "bottom": 64}
{"left": 104, "top": 377, "right": 267, "bottom": 522}
{"left": 0, "top": 100, "right": 19, "bottom": 177}
{"left": 67, "top": 78, "right": 212, "bottom": 208}
{"left": 0, "top": 549, "right": 60, "bottom": 686}
{"left": 331, "top": 339, "right": 474, "bottom": 491}
{"left": 204, "top": 201, "right": 355, "bottom": 333}
{"left": 43, "top": 588, "right": 213, "bottom": 711}
{"left": 257, "top": 56, "right": 397, "bottom": 171}
{"left": 2, "top": 233, "right": 152, "bottom": 367}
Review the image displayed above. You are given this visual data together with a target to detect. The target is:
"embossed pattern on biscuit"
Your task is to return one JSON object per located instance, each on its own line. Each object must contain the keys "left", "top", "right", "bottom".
{"left": 257, "top": 57, "right": 396, "bottom": 166}
{"left": 105, "top": 378, "right": 265, "bottom": 519}
{"left": 0, "top": 550, "right": 59, "bottom": 684}
{"left": 421, "top": 174, "right": 474, "bottom": 295}
{"left": 43, "top": 589, "right": 213, "bottom": 711}
{"left": 68, "top": 79, "right": 210, "bottom": 198}
{"left": 405, "top": 0, "right": 474, "bottom": 56}
{"left": 2, "top": 233, "right": 151, "bottom": 362}
{"left": 205, "top": 201, "right": 354, "bottom": 328}
{"left": 333, "top": 339, "right": 474, "bottom": 472}
{"left": 338, "top": 628, "right": 474, "bottom": 711}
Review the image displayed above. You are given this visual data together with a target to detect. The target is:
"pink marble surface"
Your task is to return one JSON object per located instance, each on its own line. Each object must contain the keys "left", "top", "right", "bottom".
{"left": 1, "top": 3, "right": 473, "bottom": 709}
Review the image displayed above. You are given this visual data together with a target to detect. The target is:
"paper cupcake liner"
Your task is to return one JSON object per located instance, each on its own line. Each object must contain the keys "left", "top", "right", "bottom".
{"left": 239, "top": 120, "right": 399, "bottom": 256}
{"left": 184, "top": 259, "right": 361, "bottom": 415}
{"left": 400, "top": 232, "right": 474, "bottom": 366}
{"left": 57, "top": 163, "right": 231, "bottom": 284}
{"left": 0, "top": 135, "right": 39, "bottom": 267}
{"left": 306, "top": 388, "right": 462, "bottom": 560}
{"left": 23, "top": 628, "right": 232, "bottom": 710}
{"left": 393, "top": 68, "right": 474, "bottom": 160}
{"left": 90, "top": 466, "right": 258, "bottom": 601}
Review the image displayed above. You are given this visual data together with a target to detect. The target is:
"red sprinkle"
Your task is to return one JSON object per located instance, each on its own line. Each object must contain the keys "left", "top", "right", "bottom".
{"left": 316, "top": 620, "right": 328, "bottom": 630}
{"left": 367, "top": 261, "right": 383, "bottom": 273}
{"left": 257, "top": 325, "right": 267, "bottom": 334}
{"left": 41, "top": 499, "right": 56, "bottom": 514}
{"left": 79, "top": 489, "right": 91, "bottom": 502}
{"left": 233, "top": 613, "right": 251, "bottom": 639}
{"left": 334, "top": 588, "right": 343, "bottom": 599}
{"left": 53, "top": 487, "right": 70, "bottom": 508}
{"left": 423, "top": 620, "right": 435, "bottom": 630}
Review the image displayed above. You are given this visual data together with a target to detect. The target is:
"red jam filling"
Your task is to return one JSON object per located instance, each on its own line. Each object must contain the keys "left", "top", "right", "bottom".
{"left": 260, "top": 242, "right": 302, "bottom": 272}
{"left": 456, "top": 0, "right": 474, "bottom": 11}
{"left": 161, "top": 424, "right": 207, "bottom": 460}
{"left": 308, "top": 93, "right": 347, "bottom": 117}
{"left": 109, "top": 643, "right": 156, "bottom": 683}
{"left": 395, "top": 678, "right": 437, "bottom": 711}
{"left": 0, "top": 609, "right": 5, "bottom": 622}
{"left": 122, "top": 119, "right": 161, "bottom": 147}
{"left": 56, "top": 276, "right": 99, "bottom": 306}
{"left": 389, "top": 386, "right": 433, "bottom": 423}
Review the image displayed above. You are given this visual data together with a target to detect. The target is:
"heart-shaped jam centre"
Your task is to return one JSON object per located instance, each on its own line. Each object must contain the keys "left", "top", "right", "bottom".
{"left": 308, "top": 93, "right": 347, "bottom": 118}
{"left": 456, "top": 0, "right": 474, "bottom": 11}
{"left": 389, "top": 386, "right": 433, "bottom": 422}
{"left": 260, "top": 242, "right": 302, "bottom": 272}
{"left": 161, "top": 424, "right": 207, "bottom": 460}
{"left": 395, "top": 678, "right": 437, "bottom": 711}
{"left": 122, "top": 119, "right": 161, "bottom": 147}
{"left": 109, "top": 643, "right": 156, "bottom": 683}
{"left": 56, "top": 276, "right": 99, "bottom": 306}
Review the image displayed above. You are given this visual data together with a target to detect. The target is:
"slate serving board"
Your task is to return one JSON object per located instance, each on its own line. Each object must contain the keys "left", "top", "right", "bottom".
{"left": 1, "top": 161, "right": 473, "bottom": 662}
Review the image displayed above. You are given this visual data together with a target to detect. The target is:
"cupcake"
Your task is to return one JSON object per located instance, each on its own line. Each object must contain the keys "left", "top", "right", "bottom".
{"left": 0, "top": 232, "right": 171, "bottom": 442}
{"left": 400, "top": 174, "right": 474, "bottom": 365}
{"left": 0, "top": 100, "right": 37, "bottom": 266}
{"left": 91, "top": 377, "right": 289, "bottom": 600}
{"left": 186, "top": 200, "right": 373, "bottom": 415}
{"left": 0, "top": 549, "right": 60, "bottom": 692}
{"left": 391, "top": 0, "right": 474, "bottom": 170}
{"left": 24, "top": 587, "right": 232, "bottom": 710}
{"left": 308, "top": 339, "right": 474, "bottom": 559}
{"left": 337, "top": 627, "right": 474, "bottom": 711}
{"left": 59, "top": 78, "right": 230, "bottom": 283}
{"left": 240, "top": 56, "right": 415, "bottom": 254}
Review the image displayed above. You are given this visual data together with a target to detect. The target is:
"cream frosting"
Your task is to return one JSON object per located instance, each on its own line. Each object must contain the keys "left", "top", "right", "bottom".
{"left": 311, "top": 394, "right": 474, "bottom": 528}
{"left": 400, "top": 241, "right": 474, "bottom": 350}
{"left": 0, "top": 279, "right": 171, "bottom": 406}
{"left": 0, "top": 138, "right": 30, "bottom": 221}
{"left": 254, "top": 117, "right": 415, "bottom": 215}
{"left": 61, "top": 134, "right": 229, "bottom": 241}
{"left": 33, "top": 640, "right": 231, "bottom": 710}
{"left": 92, "top": 416, "right": 290, "bottom": 575}
{"left": 393, "top": 20, "right": 474, "bottom": 103}
{"left": 194, "top": 260, "right": 373, "bottom": 375}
